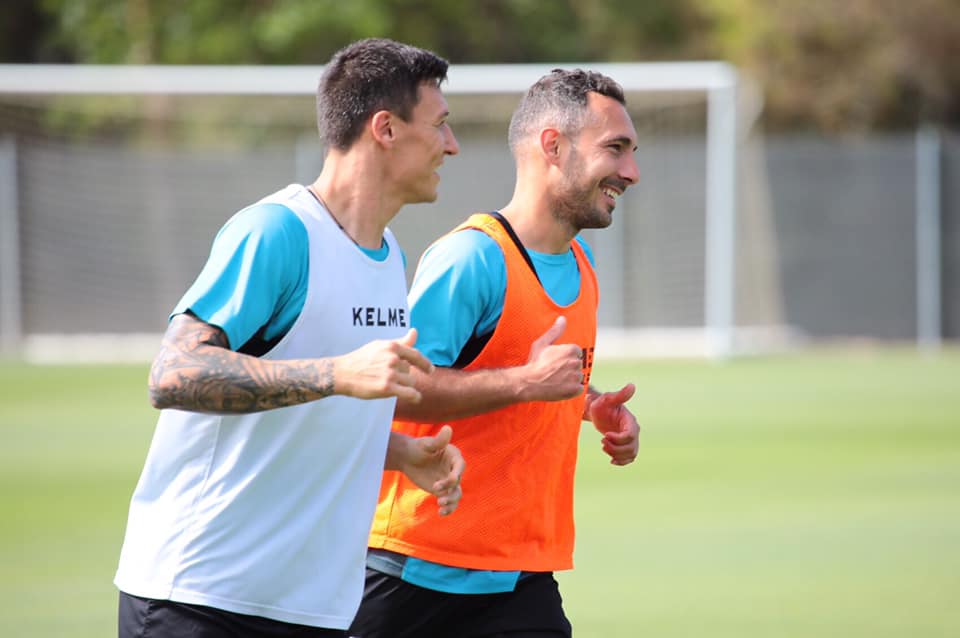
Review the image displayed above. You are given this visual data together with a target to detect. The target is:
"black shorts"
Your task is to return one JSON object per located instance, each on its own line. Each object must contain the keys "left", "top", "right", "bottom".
{"left": 347, "top": 568, "right": 572, "bottom": 638}
{"left": 118, "top": 591, "right": 347, "bottom": 638}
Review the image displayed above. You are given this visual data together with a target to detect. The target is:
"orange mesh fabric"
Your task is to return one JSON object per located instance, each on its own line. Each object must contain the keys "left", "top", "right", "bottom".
{"left": 369, "top": 213, "right": 598, "bottom": 571}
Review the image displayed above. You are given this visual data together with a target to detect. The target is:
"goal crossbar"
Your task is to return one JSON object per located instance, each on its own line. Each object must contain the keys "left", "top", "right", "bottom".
{"left": 0, "top": 62, "right": 739, "bottom": 359}
{"left": 0, "top": 62, "right": 736, "bottom": 95}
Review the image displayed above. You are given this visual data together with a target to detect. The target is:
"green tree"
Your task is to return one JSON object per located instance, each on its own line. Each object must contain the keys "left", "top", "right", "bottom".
{"left": 703, "top": 0, "right": 960, "bottom": 131}
{"left": 13, "top": 0, "right": 960, "bottom": 131}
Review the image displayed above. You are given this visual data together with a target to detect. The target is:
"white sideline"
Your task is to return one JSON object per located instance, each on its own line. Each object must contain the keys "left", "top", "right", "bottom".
{"left": 20, "top": 326, "right": 798, "bottom": 364}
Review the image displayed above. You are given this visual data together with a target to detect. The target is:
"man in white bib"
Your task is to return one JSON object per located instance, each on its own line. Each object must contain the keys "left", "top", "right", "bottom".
{"left": 114, "top": 38, "right": 463, "bottom": 638}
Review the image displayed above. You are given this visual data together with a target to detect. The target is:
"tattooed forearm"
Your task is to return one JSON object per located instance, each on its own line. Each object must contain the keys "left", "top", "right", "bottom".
{"left": 149, "top": 314, "right": 337, "bottom": 414}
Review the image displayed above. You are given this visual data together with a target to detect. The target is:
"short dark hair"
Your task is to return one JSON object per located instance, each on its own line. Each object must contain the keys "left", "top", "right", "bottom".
{"left": 317, "top": 38, "right": 450, "bottom": 151}
{"left": 508, "top": 68, "right": 626, "bottom": 153}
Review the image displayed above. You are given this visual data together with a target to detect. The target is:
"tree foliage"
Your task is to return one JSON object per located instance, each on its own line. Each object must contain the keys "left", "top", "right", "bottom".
{"left": 708, "top": 0, "right": 960, "bottom": 132}
{"left": 3, "top": 0, "right": 958, "bottom": 131}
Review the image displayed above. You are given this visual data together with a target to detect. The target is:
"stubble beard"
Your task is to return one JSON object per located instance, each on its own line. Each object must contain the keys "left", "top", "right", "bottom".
{"left": 552, "top": 147, "right": 613, "bottom": 231}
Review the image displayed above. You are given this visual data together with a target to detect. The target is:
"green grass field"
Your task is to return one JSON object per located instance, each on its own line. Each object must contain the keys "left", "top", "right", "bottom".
{"left": 2, "top": 349, "right": 959, "bottom": 637}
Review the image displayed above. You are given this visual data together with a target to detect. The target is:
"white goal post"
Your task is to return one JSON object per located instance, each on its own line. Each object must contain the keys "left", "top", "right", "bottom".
{"left": 0, "top": 62, "right": 743, "bottom": 360}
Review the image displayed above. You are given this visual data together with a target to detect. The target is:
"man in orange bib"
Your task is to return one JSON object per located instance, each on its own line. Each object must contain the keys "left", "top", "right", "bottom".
{"left": 350, "top": 69, "right": 642, "bottom": 638}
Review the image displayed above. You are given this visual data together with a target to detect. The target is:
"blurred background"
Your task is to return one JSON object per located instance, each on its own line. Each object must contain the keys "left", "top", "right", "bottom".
{"left": 1, "top": 0, "right": 958, "bottom": 360}
{"left": 1, "top": 2, "right": 959, "bottom": 637}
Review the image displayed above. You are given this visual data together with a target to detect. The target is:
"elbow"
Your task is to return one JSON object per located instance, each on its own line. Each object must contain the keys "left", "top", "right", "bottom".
{"left": 393, "top": 397, "right": 423, "bottom": 422}
{"left": 148, "top": 378, "right": 171, "bottom": 410}
{"left": 147, "top": 361, "right": 174, "bottom": 410}
{"left": 148, "top": 384, "right": 169, "bottom": 410}
{"left": 394, "top": 400, "right": 448, "bottom": 424}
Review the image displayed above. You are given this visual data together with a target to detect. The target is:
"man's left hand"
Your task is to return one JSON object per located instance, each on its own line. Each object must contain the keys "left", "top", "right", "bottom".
{"left": 587, "top": 383, "right": 640, "bottom": 466}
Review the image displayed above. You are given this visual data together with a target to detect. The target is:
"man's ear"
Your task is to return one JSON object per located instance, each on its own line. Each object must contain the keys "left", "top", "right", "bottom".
{"left": 540, "top": 128, "right": 563, "bottom": 165}
{"left": 370, "top": 110, "right": 395, "bottom": 147}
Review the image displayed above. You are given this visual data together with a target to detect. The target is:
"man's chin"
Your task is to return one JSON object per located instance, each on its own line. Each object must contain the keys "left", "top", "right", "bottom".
{"left": 408, "top": 190, "right": 439, "bottom": 205}
{"left": 586, "top": 208, "right": 614, "bottom": 229}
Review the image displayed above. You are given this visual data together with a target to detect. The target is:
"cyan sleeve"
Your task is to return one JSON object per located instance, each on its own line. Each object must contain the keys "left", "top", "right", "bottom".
{"left": 172, "top": 203, "right": 309, "bottom": 351}
{"left": 408, "top": 230, "right": 507, "bottom": 367}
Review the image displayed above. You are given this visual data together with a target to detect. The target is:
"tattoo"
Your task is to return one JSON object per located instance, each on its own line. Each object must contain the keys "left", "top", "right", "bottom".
{"left": 318, "top": 358, "right": 335, "bottom": 397}
{"left": 148, "top": 314, "right": 337, "bottom": 414}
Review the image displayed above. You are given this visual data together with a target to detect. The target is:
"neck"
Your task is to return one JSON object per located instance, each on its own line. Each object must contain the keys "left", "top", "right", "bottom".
{"left": 499, "top": 189, "right": 577, "bottom": 255}
{"left": 311, "top": 151, "right": 400, "bottom": 250}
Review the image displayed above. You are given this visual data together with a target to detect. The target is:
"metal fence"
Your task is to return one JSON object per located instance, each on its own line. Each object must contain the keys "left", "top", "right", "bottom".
{"left": 765, "top": 131, "right": 958, "bottom": 342}
{"left": 0, "top": 127, "right": 956, "bottom": 360}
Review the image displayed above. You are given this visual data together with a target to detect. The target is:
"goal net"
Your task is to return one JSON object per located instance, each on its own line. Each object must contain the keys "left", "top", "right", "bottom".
{"left": 0, "top": 63, "right": 785, "bottom": 362}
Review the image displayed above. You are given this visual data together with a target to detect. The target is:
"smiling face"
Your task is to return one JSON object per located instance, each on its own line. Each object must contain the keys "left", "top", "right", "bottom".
{"left": 390, "top": 82, "right": 460, "bottom": 204}
{"left": 552, "top": 92, "right": 640, "bottom": 231}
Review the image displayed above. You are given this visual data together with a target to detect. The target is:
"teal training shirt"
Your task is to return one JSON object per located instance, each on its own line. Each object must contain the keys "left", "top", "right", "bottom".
{"left": 409, "top": 228, "right": 595, "bottom": 365}
{"left": 172, "top": 202, "right": 392, "bottom": 352}
{"left": 382, "top": 227, "right": 595, "bottom": 594}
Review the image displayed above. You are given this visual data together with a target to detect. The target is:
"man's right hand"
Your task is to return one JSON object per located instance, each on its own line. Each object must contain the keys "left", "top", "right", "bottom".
{"left": 518, "top": 316, "right": 585, "bottom": 402}
{"left": 334, "top": 328, "right": 434, "bottom": 402}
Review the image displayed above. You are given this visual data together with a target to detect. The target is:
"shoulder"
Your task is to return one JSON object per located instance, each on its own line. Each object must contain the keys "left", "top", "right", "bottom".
{"left": 417, "top": 227, "right": 505, "bottom": 275}
{"left": 211, "top": 203, "right": 309, "bottom": 274}
{"left": 410, "top": 228, "right": 508, "bottom": 312}
{"left": 220, "top": 203, "right": 307, "bottom": 246}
